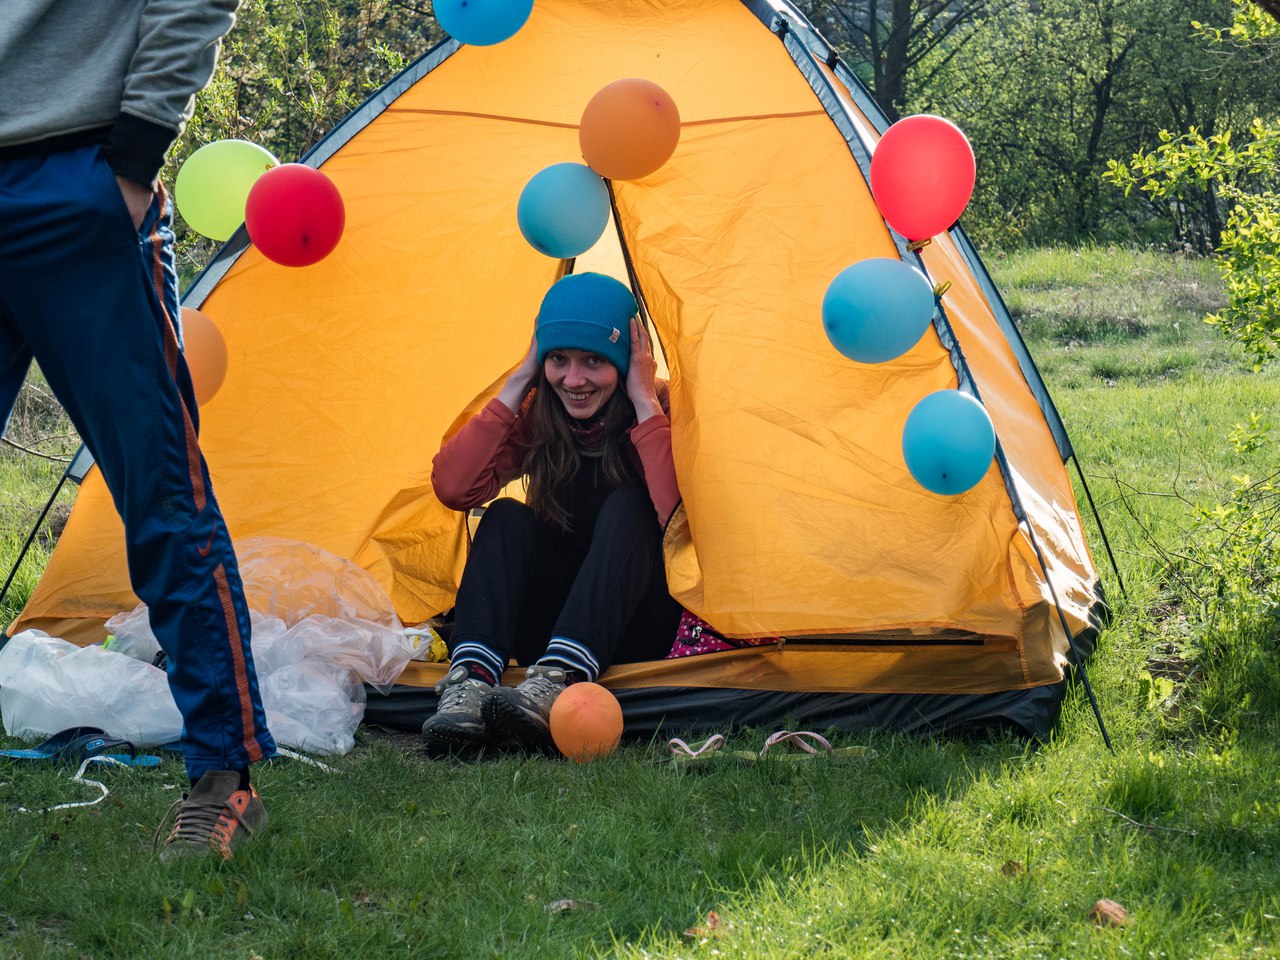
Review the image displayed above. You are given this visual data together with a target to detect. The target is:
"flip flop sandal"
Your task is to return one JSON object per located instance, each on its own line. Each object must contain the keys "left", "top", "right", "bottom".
{"left": 668, "top": 734, "right": 727, "bottom": 770}
{"left": 0, "top": 726, "right": 109, "bottom": 763}
{"left": 0, "top": 727, "right": 161, "bottom": 768}
{"left": 729, "top": 730, "right": 876, "bottom": 764}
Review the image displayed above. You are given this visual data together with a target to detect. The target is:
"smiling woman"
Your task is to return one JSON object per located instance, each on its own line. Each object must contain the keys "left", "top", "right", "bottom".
{"left": 422, "top": 273, "right": 680, "bottom": 758}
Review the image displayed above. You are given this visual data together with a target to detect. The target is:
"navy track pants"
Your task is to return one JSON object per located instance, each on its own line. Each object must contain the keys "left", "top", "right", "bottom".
{"left": 0, "top": 145, "right": 275, "bottom": 779}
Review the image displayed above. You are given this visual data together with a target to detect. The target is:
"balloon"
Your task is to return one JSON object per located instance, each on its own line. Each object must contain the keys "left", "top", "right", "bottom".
{"left": 579, "top": 79, "right": 681, "bottom": 181}
{"left": 179, "top": 307, "right": 228, "bottom": 406}
{"left": 517, "top": 163, "right": 610, "bottom": 259}
{"left": 434, "top": 0, "right": 533, "bottom": 45}
{"left": 244, "top": 164, "right": 345, "bottom": 267}
{"left": 901, "top": 390, "right": 996, "bottom": 496}
{"left": 822, "top": 258, "right": 935, "bottom": 363}
{"left": 549, "top": 682, "right": 623, "bottom": 762}
{"left": 174, "top": 140, "right": 278, "bottom": 241}
{"left": 869, "top": 115, "right": 975, "bottom": 242}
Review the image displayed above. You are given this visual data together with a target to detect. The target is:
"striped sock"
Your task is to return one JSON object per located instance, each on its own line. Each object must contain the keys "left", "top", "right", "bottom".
{"left": 537, "top": 637, "right": 601, "bottom": 682}
{"left": 448, "top": 641, "right": 505, "bottom": 685}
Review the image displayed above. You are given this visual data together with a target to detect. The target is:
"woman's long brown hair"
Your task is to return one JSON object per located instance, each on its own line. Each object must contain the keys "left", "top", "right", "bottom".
{"left": 523, "top": 372, "right": 635, "bottom": 532}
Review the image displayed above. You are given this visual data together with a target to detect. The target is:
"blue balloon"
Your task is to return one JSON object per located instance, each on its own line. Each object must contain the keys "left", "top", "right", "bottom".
{"left": 435, "top": 0, "right": 533, "bottom": 46}
{"left": 517, "top": 163, "right": 610, "bottom": 259}
{"left": 822, "top": 257, "right": 935, "bottom": 364}
{"left": 902, "top": 390, "right": 996, "bottom": 495}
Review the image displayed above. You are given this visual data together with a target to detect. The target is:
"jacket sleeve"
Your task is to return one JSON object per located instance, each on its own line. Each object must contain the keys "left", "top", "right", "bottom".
{"left": 432, "top": 398, "right": 529, "bottom": 511}
{"left": 103, "top": 0, "right": 242, "bottom": 186}
{"left": 629, "top": 381, "right": 680, "bottom": 526}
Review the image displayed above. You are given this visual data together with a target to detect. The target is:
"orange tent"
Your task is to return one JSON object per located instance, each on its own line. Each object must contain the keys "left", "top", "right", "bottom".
{"left": 10, "top": 0, "right": 1108, "bottom": 736}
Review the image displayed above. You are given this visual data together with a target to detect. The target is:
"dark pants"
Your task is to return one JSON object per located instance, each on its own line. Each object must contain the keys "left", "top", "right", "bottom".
{"left": 450, "top": 486, "right": 680, "bottom": 673}
{"left": 0, "top": 145, "right": 275, "bottom": 779}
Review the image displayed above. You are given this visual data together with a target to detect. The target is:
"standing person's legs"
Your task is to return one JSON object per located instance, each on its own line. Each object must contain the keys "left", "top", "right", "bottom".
{"left": 0, "top": 148, "right": 275, "bottom": 799}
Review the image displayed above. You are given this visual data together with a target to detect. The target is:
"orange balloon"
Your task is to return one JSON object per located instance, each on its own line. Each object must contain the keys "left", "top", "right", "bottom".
{"left": 579, "top": 78, "right": 681, "bottom": 181}
{"left": 549, "top": 682, "right": 624, "bottom": 762}
{"left": 180, "top": 307, "right": 228, "bottom": 406}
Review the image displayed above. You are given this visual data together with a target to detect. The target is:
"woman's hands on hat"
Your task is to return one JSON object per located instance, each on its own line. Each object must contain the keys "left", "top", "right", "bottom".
{"left": 627, "top": 317, "right": 663, "bottom": 423}
{"left": 497, "top": 334, "right": 541, "bottom": 413}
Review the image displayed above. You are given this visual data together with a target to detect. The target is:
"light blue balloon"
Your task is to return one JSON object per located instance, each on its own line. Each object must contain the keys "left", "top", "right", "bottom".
{"left": 902, "top": 390, "right": 996, "bottom": 495}
{"left": 822, "top": 257, "right": 935, "bottom": 363}
{"left": 517, "top": 163, "right": 610, "bottom": 259}
{"left": 435, "top": 0, "right": 533, "bottom": 46}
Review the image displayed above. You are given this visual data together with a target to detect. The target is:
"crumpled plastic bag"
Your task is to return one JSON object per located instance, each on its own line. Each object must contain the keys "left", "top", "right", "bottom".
{"left": 0, "top": 630, "right": 182, "bottom": 746}
{"left": 102, "top": 604, "right": 162, "bottom": 664}
{"left": 1, "top": 538, "right": 412, "bottom": 756}
{"left": 260, "top": 661, "right": 366, "bottom": 755}
{"left": 253, "top": 615, "right": 409, "bottom": 696}
{"left": 236, "top": 537, "right": 400, "bottom": 630}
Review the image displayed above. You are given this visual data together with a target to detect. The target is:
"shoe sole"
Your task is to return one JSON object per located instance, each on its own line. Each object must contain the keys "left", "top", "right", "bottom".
{"left": 483, "top": 693, "right": 555, "bottom": 753}
{"left": 421, "top": 718, "right": 490, "bottom": 758}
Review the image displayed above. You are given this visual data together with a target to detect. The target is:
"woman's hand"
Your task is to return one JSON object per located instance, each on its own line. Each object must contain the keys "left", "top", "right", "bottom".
{"left": 626, "top": 317, "right": 663, "bottom": 422}
{"left": 496, "top": 333, "right": 541, "bottom": 413}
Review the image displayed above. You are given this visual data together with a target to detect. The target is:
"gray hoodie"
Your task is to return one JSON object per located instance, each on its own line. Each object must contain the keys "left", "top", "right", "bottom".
{"left": 0, "top": 0, "right": 241, "bottom": 185}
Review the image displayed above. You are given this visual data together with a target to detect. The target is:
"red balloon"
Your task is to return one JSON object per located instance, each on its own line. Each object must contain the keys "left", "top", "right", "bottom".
{"left": 244, "top": 163, "right": 345, "bottom": 267}
{"left": 869, "top": 115, "right": 975, "bottom": 242}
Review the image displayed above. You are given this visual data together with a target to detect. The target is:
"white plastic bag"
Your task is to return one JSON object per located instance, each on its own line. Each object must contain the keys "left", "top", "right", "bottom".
{"left": 260, "top": 661, "right": 365, "bottom": 755}
{"left": 0, "top": 630, "right": 182, "bottom": 747}
{"left": 102, "top": 604, "right": 161, "bottom": 663}
{"left": 259, "top": 615, "right": 410, "bottom": 695}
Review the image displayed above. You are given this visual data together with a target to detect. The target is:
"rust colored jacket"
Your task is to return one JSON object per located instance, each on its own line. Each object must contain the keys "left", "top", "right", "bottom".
{"left": 432, "top": 383, "right": 679, "bottom": 526}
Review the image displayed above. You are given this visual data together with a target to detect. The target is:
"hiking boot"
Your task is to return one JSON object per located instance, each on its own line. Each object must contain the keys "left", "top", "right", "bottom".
{"left": 154, "top": 770, "right": 268, "bottom": 860}
{"left": 483, "top": 664, "right": 567, "bottom": 750}
{"left": 421, "top": 663, "right": 492, "bottom": 756}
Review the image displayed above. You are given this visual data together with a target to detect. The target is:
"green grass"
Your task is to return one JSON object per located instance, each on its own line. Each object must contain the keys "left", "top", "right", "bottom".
{"left": 2, "top": 247, "right": 1279, "bottom": 958}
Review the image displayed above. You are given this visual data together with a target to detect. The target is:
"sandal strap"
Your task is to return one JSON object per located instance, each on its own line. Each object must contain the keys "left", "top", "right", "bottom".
{"left": 759, "top": 730, "right": 832, "bottom": 758}
{"left": 667, "top": 734, "right": 726, "bottom": 759}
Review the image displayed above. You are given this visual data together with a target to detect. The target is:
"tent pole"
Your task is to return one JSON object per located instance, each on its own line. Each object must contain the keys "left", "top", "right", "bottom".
{"left": 1069, "top": 454, "right": 1127, "bottom": 600}
{"left": 0, "top": 471, "right": 68, "bottom": 609}
{"left": 604, "top": 180, "right": 658, "bottom": 336}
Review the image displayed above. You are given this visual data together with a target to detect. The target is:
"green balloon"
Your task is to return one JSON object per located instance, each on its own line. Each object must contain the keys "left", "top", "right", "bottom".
{"left": 175, "top": 140, "right": 278, "bottom": 241}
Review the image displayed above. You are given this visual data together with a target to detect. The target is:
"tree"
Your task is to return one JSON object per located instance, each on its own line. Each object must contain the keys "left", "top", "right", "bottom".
{"left": 915, "top": 0, "right": 1280, "bottom": 248}
{"left": 1105, "top": 0, "right": 1280, "bottom": 366}
{"left": 170, "top": 0, "right": 441, "bottom": 280}
{"left": 797, "top": 0, "right": 990, "bottom": 120}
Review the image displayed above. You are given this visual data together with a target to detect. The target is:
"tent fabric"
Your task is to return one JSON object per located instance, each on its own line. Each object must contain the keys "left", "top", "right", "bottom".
{"left": 10, "top": 0, "right": 1105, "bottom": 720}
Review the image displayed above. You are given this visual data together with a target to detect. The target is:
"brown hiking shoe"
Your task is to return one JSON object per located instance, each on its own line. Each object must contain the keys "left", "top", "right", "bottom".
{"left": 154, "top": 770, "right": 268, "bottom": 860}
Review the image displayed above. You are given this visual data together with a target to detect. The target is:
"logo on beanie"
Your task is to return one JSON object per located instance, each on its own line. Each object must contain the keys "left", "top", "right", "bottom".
{"left": 609, "top": 327, "right": 621, "bottom": 343}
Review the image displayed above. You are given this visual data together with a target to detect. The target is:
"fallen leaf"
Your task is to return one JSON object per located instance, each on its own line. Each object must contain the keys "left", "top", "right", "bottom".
{"left": 683, "top": 910, "right": 727, "bottom": 939}
{"left": 1090, "top": 898, "right": 1128, "bottom": 926}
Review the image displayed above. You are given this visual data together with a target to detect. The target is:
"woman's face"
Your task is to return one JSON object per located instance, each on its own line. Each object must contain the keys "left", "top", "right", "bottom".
{"left": 544, "top": 349, "right": 620, "bottom": 419}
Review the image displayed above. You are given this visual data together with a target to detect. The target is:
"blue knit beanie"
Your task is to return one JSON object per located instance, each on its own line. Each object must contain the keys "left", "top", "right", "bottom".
{"left": 535, "top": 273, "right": 638, "bottom": 377}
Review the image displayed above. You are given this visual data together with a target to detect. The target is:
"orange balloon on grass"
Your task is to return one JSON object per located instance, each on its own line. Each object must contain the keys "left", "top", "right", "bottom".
{"left": 180, "top": 306, "right": 228, "bottom": 406}
{"left": 549, "top": 682, "right": 624, "bottom": 762}
{"left": 579, "top": 78, "right": 681, "bottom": 181}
